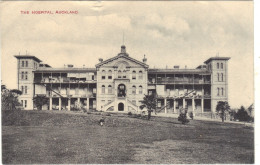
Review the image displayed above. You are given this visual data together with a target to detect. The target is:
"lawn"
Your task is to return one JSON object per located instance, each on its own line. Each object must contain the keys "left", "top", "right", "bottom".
{"left": 2, "top": 110, "right": 254, "bottom": 164}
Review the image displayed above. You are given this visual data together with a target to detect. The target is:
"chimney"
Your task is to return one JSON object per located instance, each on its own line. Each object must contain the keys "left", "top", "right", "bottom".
{"left": 143, "top": 54, "right": 147, "bottom": 63}
{"left": 121, "top": 45, "right": 126, "bottom": 53}
{"left": 99, "top": 58, "right": 103, "bottom": 63}
{"left": 174, "top": 65, "right": 179, "bottom": 69}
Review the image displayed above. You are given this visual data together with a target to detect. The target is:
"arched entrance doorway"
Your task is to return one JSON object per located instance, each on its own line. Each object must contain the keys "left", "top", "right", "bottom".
{"left": 118, "top": 103, "right": 124, "bottom": 111}
{"left": 118, "top": 84, "right": 126, "bottom": 97}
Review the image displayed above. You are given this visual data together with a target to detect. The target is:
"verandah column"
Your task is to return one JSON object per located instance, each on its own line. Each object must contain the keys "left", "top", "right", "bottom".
{"left": 174, "top": 99, "right": 176, "bottom": 113}
{"left": 68, "top": 98, "right": 71, "bottom": 111}
{"left": 49, "top": 97, "right": 52, "bottom": 110}
{"left": 164, "top": 98, "right": 167, "bottom": 114}
{"left": 192, "top": 98, "right": 195, "bottom": 117}
{"left": 201, "top": 99, "right": 204, "bottom": 113}
{"left": 59, "top": 97, "right": 61, "bottom": 111}
{"left": 87, "top": 98, "right": 90, "bottom": 110}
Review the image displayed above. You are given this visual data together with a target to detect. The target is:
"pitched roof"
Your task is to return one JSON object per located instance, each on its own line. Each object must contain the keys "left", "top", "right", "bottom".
{"left": 204, "top": 57, "right": 230, "bottom": 64}
{"left": 95, "top": 53, "right": 149, "bottom": 68}
{"left": 14, "top": 55, "right": 42, "bottom": 62}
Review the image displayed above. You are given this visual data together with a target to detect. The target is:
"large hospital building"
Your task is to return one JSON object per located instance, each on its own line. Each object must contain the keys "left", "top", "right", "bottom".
{"left": 15, "top": 45, "right": 230, "bottom": 115}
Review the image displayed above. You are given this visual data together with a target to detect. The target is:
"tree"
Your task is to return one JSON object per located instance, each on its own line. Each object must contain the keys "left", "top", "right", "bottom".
{"left": 140, "top": 93, "right": 157, "bottom": 120}
{"left": 235, "top": 106, "right": 250, "bottom": 122}
{"left": 216, "top": 101, "right": 230, "bottom": 122}
{"left": 1, "top": 85, "right": 22, "bottom": 110}
{"left": 33, "top": 95, "right": 49, "bottom": 110}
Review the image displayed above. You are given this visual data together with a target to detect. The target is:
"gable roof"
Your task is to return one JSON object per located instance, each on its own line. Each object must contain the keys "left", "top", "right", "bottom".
{"left": 95, "top": 47, "right": 149, "bottom": 68}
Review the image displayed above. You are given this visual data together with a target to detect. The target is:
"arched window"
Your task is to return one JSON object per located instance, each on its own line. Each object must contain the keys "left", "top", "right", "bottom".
{"left": 108, "top": 70, "right": 112, "bottom": 79}
{"left": 217, "top": 88, "right": 219, "bottom": 96}
{"left": 139, "top": 71, "right": 143, "bottom": 80}
{"left": 221, "top": 63, "right": 224, "bottom": 69}
{"left": 221, "top": 88, "right": 224, "bottom": 96}
{"left": 21, "top": 86, "right": 24, "bottom": 94}
{"left": 139, "top": 85, "right": 143, "bottom": 94}
{"left": 22, "top": 61, "right": 24, "bottom": 67}
{"left": 101, "top": 70, "right": 106, "bottom": 79}
{"left": 217, "top": 73, "right": 219, "bottom": 81}
{"left": 132, "top": 70, "right": 136, "bottom": 80}
{"left": 132, "top": 85, "right": 136, "bottom": 94}
{"left": 108, "top": 85, "right": 112, "bottom": 94}
{"left": 118, "top": 70, "right": 122, "bottom": 78}
{"left": 221, "top": 73, "right": 224, "bottom": 82}
{"left": 21, "top": 72, "right": 24, "bottom": 79}
{"left": 123, "top": 70, "right": 126, "bottom": 78}
{"left": 102, "top": 85, "right": 105, "bottom": 94}
{"left": 217, "top": 63, "right": 219, "bottom": 69}
{"left": 25, "top": 61, "right": 28, "bottom": 67}
{"left": 25, "top": 86, "right": 27, "bottom": 94}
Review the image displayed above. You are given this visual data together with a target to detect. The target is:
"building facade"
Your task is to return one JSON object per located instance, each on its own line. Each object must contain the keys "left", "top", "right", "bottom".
{"left": 15, "top": 45, "right": 230, "bottom": 115}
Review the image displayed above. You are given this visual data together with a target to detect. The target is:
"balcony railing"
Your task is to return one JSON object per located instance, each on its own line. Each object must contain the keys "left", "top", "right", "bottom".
{"left": 34, "top": 77, "right": 96, "bottom": 83}
{"left": 148, "top": 78, "right": 210, "bottom": 84}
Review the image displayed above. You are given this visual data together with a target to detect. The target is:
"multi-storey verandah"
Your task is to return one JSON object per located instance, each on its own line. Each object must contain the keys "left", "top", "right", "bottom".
{"left": 148, "top": 69, "right": 212, "bottom": 114}
{"left": 33, "top": 68, "right": 97, "bottom": 111}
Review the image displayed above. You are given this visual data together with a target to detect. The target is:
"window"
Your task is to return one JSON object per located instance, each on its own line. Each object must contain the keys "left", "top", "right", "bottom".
{"left": 102, "top": 85, "right": 105, "bottom": 94}
{"left": 21, "top": 86, "right": 24, "bottom": 94}
{"left": 217, "top": 73, "right": 219, "bottom": 81}
{"left": 132, "top": 71, "right": 136, "bottom": 80}
{"left": 139, "top": 71, "right": 143, "bottom": 79}
{"left": 108, "top": 70, "right": 112, "bottom": 79}
{"left": 101, "top": 100, "right": 105, "bottom": 106}
{"left": 21, "top": 100, "right": 23, "bottom": 106}
{"left": 92, "top": 75, "right": 95, "bottom": 80}
{"left": 221, "top": 73, "right": 224, "bottom": 82}
{"left": 123, "top": 70, "right": 126, "bottom": 78}
{"left": 22, "top": 61, "right": 24, "bottom": 67}
{"left": 108, "top": 85, "right": 112, "bottom": 94}
{"left": 25, "top": 86, "right": 27, "bottom": 94}
{"left": 25, "top": 72, "right": 28, "bottom": 80}
{"left": 102, "top": 70, "right": 106, "bottom": 79}
{"left": 118, "top": 70, "right": 122, "bottom": 78}
{"left": 217, "top": 63, "right": 219, "bottom": 69}
{"left": 25, "top": 61, "right": 28, "bottom": 67}
{"left": 221, "top": 88, "right": 224, "bottom": 96}
{"left": 217, "top": 88, "right": 220, "bottom": 96}
{"left": 132, "top": 85, "right": 136, "bottom": 94}
{"left": 24, "top": 100, "right": 27, "bottom": 108}
{"left": 148, "top": 90, "right": 153, "bottom": 95}
{"left": 221, "top": 63, "right": 224, "bottom": 69}
{"left": 139, "top": 85, "right": 143, "bottom": 94}
{"left": 21, "top": 72, "right": 24, "bottom": 79}
{"left": 158, "top": 101, "right": 161, "bottom": 108}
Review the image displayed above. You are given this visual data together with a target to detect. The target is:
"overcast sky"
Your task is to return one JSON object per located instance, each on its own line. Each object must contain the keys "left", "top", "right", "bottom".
{"left": 0, "top": 1, "right": 253, "bottom": 108}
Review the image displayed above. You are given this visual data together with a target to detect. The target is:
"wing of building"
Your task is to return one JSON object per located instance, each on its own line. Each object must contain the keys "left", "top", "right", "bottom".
{"left": 14, "top": 45, "right": 230, "bottom": 115}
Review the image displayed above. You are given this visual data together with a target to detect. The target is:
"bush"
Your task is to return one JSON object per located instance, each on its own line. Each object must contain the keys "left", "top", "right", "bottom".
{"left": 235, "top": 106, "right": 251, "bottom": 122}
{"left": 178, "top": 113, "right": 189, "bottom": 124}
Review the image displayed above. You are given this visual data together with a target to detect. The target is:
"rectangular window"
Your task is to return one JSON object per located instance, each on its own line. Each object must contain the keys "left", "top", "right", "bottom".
{"left": 21, "top": 100, "right": 23, "bottom": 106}
{"left": 25, "top": 86, "right": 27, "bottom": 94}
{"left": 102, "top": 76, "right": 105, "bottom": 79}
{"left": 21, "top": 72, "right": 24, "bottom": 79}
{"left": 21, "top": 86, "right": 24, "bottom": 94}
{"left": 158, "top": 101, "right": 161, "bottom": 108}
{"left": 22, "top": 61, "right": 24, "bottom": 67}
{"left": 101, "top": 100, "right": 105, "bottom": 106}
{"left": 25, "top": 72, "right": 28, "bottom": 80}
{"left": 108, "top": 76, "right": 112, "bottom": 79}
{"left": 92, "top": 75, "right": 95, "bottom": 80}
{"left": 25, "top": 61, "right": 28, "bottom": 67}
{"left": 24, "top": 100, "right": 27, "bottom": 108}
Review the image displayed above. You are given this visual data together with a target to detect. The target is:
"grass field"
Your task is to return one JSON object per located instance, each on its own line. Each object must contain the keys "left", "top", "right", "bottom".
{"left": 2, "top": 110, "right": 254, "bottom": 164}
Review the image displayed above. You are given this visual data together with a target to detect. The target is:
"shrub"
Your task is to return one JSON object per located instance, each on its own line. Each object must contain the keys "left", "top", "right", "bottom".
{"left": 178, "top": 113, "right": 189, "bottom": 124}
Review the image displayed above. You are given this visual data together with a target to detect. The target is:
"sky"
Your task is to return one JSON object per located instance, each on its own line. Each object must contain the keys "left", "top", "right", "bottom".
{"left": 0, "top": 1, "right": 254, "bottom": 108}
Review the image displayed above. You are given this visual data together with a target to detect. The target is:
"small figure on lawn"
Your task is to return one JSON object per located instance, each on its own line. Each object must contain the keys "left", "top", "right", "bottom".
{"left": 99, "top": 117, "right": 105, "bottom": 126}
{"left": 178, "top": 108, "right": 189, "bottom": 124}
